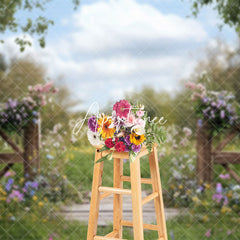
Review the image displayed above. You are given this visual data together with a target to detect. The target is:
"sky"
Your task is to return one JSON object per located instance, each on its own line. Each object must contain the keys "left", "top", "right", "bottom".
{"left": 1, "top": 0, "right": 238, "bottom": 110}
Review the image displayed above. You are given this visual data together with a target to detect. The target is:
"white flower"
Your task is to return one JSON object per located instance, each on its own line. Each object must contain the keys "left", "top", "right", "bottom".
{"left": 131, "top": 125, "right": 145, "bottom": 135}
{"left": 87, "top": 129, "right": 104, "bottom": 146}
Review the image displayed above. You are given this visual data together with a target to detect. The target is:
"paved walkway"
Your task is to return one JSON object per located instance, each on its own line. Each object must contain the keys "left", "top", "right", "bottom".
{"left": 60, "top": 191, "right": 182, "bottom": 226}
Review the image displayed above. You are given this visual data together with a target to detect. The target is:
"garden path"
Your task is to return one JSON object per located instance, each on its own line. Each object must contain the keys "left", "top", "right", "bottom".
{"left": 60, "top": 191, "right": 182, "bottom": 226}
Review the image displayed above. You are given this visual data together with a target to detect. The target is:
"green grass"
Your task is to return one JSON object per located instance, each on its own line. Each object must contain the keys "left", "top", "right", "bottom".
{"left": 0, "top": 214, "right": 239, "bottom": 240}
{"left": 64, "top": 148, "right": 173, "bottom": 192}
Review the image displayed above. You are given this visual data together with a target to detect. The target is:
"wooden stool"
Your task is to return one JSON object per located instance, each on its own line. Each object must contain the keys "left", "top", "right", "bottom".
{"left": 87, "top": 145, "right": 168, "bottom": 240}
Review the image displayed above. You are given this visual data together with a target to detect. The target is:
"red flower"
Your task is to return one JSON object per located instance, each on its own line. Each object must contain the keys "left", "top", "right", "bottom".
{"left": 115, "top": 141, "right": 125, "bottom": 152}
{"left": 105, "top": 138, "right": 115, "bottom": 148}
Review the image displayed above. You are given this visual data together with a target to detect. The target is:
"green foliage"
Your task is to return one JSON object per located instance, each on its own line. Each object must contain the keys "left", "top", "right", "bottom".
{"left": 0, "top": 0, "right": 80, "bottom": 51}
{"left": 191, "top": 0, "right": 240, "bottom": 32}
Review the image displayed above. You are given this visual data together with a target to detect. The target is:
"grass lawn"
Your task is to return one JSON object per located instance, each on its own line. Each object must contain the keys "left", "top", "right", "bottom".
{"left": 0, "top": 213, "right": 239, "bottom": 240}
{"left": 64, "top": 147, "right": 173, "bottom": 193}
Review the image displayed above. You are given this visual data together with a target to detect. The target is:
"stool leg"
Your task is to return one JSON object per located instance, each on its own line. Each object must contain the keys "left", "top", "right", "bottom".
{"left": 113, "top": 158, "right": 123, "bottom": 238}
{"left": 87, "top": 150, "right": 104, "bottom": 240}
{"left": 130, "top": 156, "right": 144, "bottom": 240}
{"left": 149, "top": 146, "right": 168, "bottom": 240}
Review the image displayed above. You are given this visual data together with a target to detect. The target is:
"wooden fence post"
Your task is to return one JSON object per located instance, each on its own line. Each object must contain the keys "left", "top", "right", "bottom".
{"left": 196, "top": 120, "right": 212, "bottom": 184}
{"left": 23, "top": 118, "right": 40, "bottom": 180}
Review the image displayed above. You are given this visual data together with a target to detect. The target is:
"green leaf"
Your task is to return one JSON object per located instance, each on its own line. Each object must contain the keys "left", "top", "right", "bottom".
{"left": 129, "top": 151, "right": 138, "bottom": 163}
{"left": 98, "top": 145, "right": 110, "bottom": 152}
{"left": 95, "top": 152, "right": 113, "bottom": 164}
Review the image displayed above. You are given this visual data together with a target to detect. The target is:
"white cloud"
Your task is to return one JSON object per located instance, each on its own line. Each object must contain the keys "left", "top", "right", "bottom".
{"left": 1, "top": 0, "right": 211, "bottom": 109}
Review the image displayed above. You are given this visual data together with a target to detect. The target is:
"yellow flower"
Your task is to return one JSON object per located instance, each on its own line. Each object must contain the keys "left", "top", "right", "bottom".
{"left": 97, "top": 116, "right": 115, "bottom": 139}
{"left": 32, "top": 196, "right": 38, "bottom": 201}
{"left": 129, "top": 132, "right": 146, "bottom": 145}
{"left": 227, "top": 191, "right": 233, "bottom": 198}
{"left": 63, "top": 175, "right": 67, "bottom": 180}
{"left": 221, "top": 206, "right": 231, "bottom": 213}
{"left": 44, "top": 197, "right": 48, "bottom": 202}
{"left": 179, "top": 185, "right": 183, "bottom": 190}
{"left": 187, "top": 189, "right": 191, "bottom": 195}
{"left": 205, "top": 183, "right": 211, "bottom": 189}
{"left": 38, "top": 201, "right": 44, "bottom": 207}
{"left": 202, "top": 215, "right": 209, "bottom": 222}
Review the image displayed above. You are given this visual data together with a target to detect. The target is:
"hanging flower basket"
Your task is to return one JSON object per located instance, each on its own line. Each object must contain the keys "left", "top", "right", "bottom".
{"left": 87, "top": 99, "right": 166, "bottom": 163}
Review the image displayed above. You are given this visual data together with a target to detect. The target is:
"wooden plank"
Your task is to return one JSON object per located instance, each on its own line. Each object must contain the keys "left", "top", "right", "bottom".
{"left": 100, "top": 192, "right": 112, "bottom": 200}
{"left": 213, "top": 152, "right": 240, "bottom": 164}
{"left": 0, "top": 153, "right": 23, "bottom": 164}
{"left": 105, "top": 230, "right": 118, "bottom": 238}
{"left": 149, "top": 146, "right": 168, "bottom": 239}
{"left": 121, "top": 220, "right": 158, "bottom": 231}
{"left": 23, "top": 120, "right": 40, "bottom": 180}
{"left": 94, "top": 236, "right": 127, "bottom": 240}
{"left": 0, "top": 129, "right": 23, "bottom": 178}
{"left": 130, "top": 156, "right": 144, "bottom": 240}
{"left": 87, "top": 150, "right": 104, "bottom": 240}
{"left": 0, "top": 129, "right": 22, "bottom": 154}
{"left": 95, "top": 143, "right": 156, "bottom": 160}
{"left": 214, "top": 129, "right": 238, "bottom": 152}
{"left": 222, "top": 164, "right": 240, "bottom": 184}
{"left": 99, "top": 187, "right": 131, "bottom": 195}
{"left": 113, "top": 158, "right": 123, "bottom": 238}
{"left": 142, "top": 192, "right": 159, "bottom": 205}
{"left": 196, "top": 120, "right": 213, "bottom": 183}
{"left": 120, "top": 176, "right": 152, "bottom": 184}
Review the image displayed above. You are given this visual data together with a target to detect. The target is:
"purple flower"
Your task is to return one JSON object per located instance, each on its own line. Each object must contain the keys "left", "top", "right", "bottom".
{"left": 220, "top": 110, "right": 225, "bottom": 119}
{"left": 124, "top": 135, "right": 131, "bottom": 146}
{"left": 31, "top": 181, "right": 38, "bottom": 189}
{"left": 6, "top": 99, "right": 18, "bottom": 109}
{"left": 124, "top": 145, "right": 130, "bottom": 152}
{"left": 5, "top": 178, "right": 14, "bottom": 191}
{"left": 197, "top": 119, "right": 203, "bottom": 127}
{"left": 216, "top": 183, "right": 222, "bottom": 194}
{"left": 88, "top": 116, "right": 98, "bottom": 132}
{"left": 219, "top": 174, "right": 230, "bottom": 179}
{"left": 8, "top": 190, "right": 24, "bottom": 202}
{"left": 131, "top": 144, "right": 141, "bottom": 152}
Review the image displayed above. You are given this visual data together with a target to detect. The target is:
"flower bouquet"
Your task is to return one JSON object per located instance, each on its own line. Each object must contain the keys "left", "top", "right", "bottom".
{"left": 87, "top": 99, "right": 166, "bottom": 163}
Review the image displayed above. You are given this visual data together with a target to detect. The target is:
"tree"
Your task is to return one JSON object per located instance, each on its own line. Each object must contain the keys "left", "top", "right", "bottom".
{"left": 0, "top": 0, "right": 79, "bottom": 51}
{"left": 191, "top": 0, "right": 240, "bottom": 32}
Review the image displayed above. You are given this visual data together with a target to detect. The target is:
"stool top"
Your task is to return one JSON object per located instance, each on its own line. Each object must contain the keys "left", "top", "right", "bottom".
{"left": 94, "top": 143, "right": 158, "bottom": 160}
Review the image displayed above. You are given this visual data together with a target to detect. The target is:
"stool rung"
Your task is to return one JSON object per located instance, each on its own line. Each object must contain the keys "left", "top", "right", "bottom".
{"left": 100, "top": 192, "right": 112, "bottom": 200}
{"left": 94, "top": 236, "right": 127, "bottom": 240}
{"left": 99, "top": 186, "right": 132, "bottom": 195}
{"left": 142, "top": 192, "right": 159, "bottom": 205}
{"left": 105, "top": 230, "right": 118, "bottom": 237}
{"left": 120, "top": 176, "right": 152, "bottom": 184}
{"left": 121, "top": 220, "right": 159, "bottom": 231}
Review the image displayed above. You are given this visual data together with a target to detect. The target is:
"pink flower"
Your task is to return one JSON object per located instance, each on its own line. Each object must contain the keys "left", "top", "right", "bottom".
{"left": 125, "top": 113, "right": 136, "bottom": 127}
{"left": 185, "top": 82, "right": 197, "bottom": 90}
{"left": 136, "top": 110, "right": 144, "bottom": 117}
{"left": 205, "top": 229, "right": 211, "bottom": 237}
{"left": 135, "top": 118, "right": 145, "bottom": 126}
{"left": 42, "top": 82, "right": 53, "bottom": 92}
{"left": 113, "top": 100, "right": 131, "bottom": 118}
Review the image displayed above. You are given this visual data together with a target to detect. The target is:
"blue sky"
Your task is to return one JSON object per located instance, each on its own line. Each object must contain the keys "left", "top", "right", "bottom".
{"left": 2, "top": 0, "right": 238, "bottom": 110}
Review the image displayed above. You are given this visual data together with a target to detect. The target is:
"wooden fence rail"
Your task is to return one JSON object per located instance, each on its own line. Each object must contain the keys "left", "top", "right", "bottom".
{"left": 196, "top": 120, "right": 240, "bottom": 184}
{"left": 0, "top": 119, "right": 40, "bottom": 180}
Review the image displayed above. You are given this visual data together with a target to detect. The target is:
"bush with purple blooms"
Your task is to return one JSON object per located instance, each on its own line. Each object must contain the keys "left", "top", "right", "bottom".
{"left": 0, "top": 82, "right": 58, "bottom": 133}
{"left": 186, "top": 82, "right": 240, "bottom": 133}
